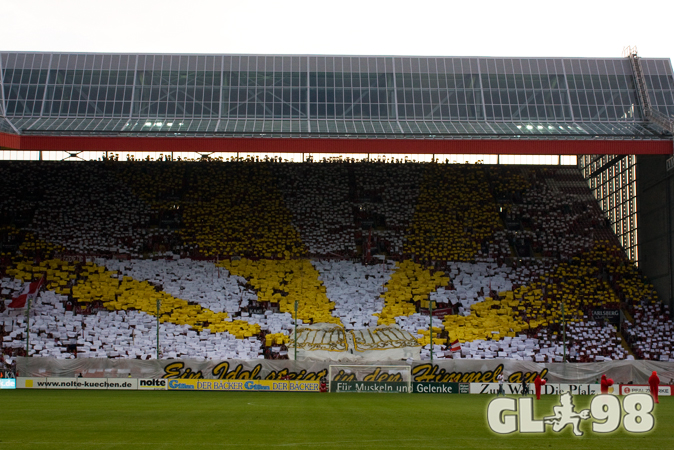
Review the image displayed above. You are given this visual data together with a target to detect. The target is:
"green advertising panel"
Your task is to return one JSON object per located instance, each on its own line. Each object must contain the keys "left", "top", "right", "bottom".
{"left": 331, "top": 381, "right": 410, "bottom": 393}
{"left": 330, "top": 381, "right": 469, "bottom": 394}
{"left": 412, "top": 382, "right": 460, "bottom": 394}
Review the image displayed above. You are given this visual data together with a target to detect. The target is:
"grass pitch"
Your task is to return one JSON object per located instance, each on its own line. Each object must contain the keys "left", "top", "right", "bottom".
{"left": 1, "top": 391, "right": 671, "bottom": 449}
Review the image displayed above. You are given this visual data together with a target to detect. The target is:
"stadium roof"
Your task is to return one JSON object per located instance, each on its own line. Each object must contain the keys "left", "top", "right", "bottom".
{"left": 1, "top": 52, "right": 673, "bottom": 153}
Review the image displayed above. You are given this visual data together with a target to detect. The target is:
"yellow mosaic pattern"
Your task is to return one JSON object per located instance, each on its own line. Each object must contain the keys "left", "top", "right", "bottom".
{"left": 416, "top": 327, "right": 445, "bottom": 346}
{"left": 220, "top": 258, "right": 341, "bottom": 325}
{"left": 116, "top": 162, "right": 306, "bottom": 258}
{"left": 490, "top": 167, "right": 531, "bottom": 197}
{"left": 377, "top": 260, "right": 450, "bottom": 326}
{"left": 181, "top": 164, "right": 305, "bottom": 257}
{"left": 265, "top": 332, "right": 290, "bottom": 346}
{"left": 6, "top": 256, "right": 259, "bottom": 338}
{"left": 443, "top": 244, "right": 626, "bottom": 344}
{"left": 443, "top": 297, "right": 527, "bottom": 342}
{"left": 404, "top": 165, "right": 502, "bottom": 261}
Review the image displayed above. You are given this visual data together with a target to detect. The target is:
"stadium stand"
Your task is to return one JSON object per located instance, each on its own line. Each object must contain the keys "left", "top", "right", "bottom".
{"left": 405, "top": 164, "right": 502, "bottom": 262}
{"left": 272, "top": 162, "right": 357, "bottom": 257}
{"left": 0, "top": 162, "right": 160, "bottom": 256}
{"left": 351, "top": 162, "right": 423, "bottom": 258}
{"left": 0, "top": 159, "right": 667, "bottom": 362}
{"left": 624, "top": 302, "right": 673, "bottom": 361}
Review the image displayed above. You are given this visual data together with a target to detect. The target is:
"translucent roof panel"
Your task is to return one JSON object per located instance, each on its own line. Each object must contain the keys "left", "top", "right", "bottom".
{"left": 1, "top": 52, "right": 672, "bottom": 139}
{"left": 0, "top": 118, "right": 16, "bottom": 134}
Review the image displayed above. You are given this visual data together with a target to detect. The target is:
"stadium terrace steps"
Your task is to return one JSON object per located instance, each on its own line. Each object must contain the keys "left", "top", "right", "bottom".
{"left": 615, "top": 330, "right": 636, "bottom": 358}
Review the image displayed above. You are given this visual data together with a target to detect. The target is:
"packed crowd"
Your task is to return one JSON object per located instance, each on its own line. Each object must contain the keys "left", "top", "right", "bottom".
{"left": 624, "top": 302, "right": 673, "bottom": 361}
{"left": 0, "top": 159, "right": 666, "bottom": 362}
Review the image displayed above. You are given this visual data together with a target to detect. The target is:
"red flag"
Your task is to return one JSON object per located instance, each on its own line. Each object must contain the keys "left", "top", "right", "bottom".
{"left": 8, "top": 276, "right": 45, "bottom": 308}
{"left": 450, "top": 339, "right": 461, "bottom": 352}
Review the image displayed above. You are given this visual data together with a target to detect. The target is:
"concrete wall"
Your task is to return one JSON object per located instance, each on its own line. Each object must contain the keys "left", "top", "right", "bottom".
{"left": 636, "top": 154, "right": 674, "bottom": 311}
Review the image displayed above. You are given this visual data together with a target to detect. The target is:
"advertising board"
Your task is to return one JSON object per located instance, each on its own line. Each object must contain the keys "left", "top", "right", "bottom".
{"left": 470, "top": 383, "right": 602, "bottom": 395}
{"left": 591, "top": 309, "right": 620, "bottom": 324}
{"left": 18, "top": 377, "right": 138, "bottom": 390}
{"left": 0, "top": 379, "right": 16, "bottom": 389}
{"left": 620, "top": 384, "right": 671, "bottom": 396}
{"left": 412, "top": 382, "right": 460, "bottom": 394}
{"left": 138, "top": 379, "right": 168, "bottom": 390}
{"left": 167, "top": 379, "right": 320, "bottom": 392}
{"left": 330, "top": 381, "right": 409, "bottom": 393}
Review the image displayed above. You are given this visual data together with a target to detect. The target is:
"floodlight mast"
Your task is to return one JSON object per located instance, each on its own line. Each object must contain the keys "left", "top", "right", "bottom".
{"left": 294, "top": 300, "right": 298, "bottom": 361}
{"left": 25, "top": 298, "right": 31, "bottom": 356}
{"left": 294, "top": 263, "right": 302, "bottom": 363}
{"left": 157, "top": 299, "right": 161, "bottom": 360}
{"left": 561, "top": 301, "right": 566, "bottom": 363}
{"left": 429, "top": 298, "right": 433, "bottom": 363}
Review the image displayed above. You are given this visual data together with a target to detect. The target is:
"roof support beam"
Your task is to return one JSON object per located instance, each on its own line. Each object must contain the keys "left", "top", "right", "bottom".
{"left": 0, "top": 133, "right": 670, "bottom": 155}
{"left": 0, "top": 53, "right": 6, "bottom": 117}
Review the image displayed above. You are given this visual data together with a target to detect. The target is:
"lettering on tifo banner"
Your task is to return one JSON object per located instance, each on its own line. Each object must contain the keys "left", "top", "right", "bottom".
{"left": 487, "top": 393, "right": 654, "bottom": 435}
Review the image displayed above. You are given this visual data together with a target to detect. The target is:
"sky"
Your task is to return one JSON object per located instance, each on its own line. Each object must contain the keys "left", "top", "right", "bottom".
{"left": 1, "top": 0, "right": 672, "bottom": 62}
